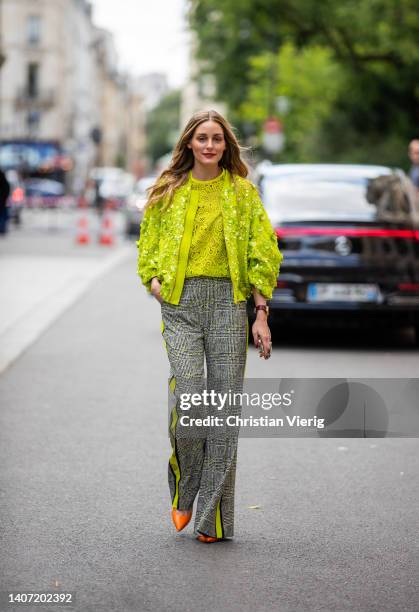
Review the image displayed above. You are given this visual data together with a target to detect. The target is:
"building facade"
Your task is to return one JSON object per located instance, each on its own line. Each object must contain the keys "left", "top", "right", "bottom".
{"left": 0, "top": 0, "right": 146, "bottom": 191}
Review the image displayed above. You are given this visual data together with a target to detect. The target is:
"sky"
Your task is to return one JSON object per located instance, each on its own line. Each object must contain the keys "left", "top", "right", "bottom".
{"left": 91, "top": 0, "right": 190, "bottom": 88}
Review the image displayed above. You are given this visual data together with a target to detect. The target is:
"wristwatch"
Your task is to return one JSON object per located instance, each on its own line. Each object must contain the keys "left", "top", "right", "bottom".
{"left": 254, "top": 304, "right": 269, "bottom": 317}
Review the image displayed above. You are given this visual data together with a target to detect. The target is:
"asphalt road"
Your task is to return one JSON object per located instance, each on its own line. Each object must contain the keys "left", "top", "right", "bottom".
{"left": 0, "top": 212, "right": 418, "bottom": 611}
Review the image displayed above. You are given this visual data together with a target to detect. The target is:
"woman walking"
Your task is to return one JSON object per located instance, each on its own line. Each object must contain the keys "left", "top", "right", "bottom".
{"left": 137, "top": 110, "right": 283, "bottom": 543}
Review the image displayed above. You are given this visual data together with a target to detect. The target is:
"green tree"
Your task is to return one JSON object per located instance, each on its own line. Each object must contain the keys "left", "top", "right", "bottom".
{"left": 240, "top": 43, "right": 345, "bottom": 161}
{"left": 146, "top": 90, "right": 181, "bottom": 165}
{"left": 188, "top": 0, "right": 419, "bottom": 166}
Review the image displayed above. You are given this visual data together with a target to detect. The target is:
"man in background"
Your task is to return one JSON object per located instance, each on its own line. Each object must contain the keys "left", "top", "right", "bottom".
{"left": 408, "top": 139, "right": 419, "bottom": 192}
{"left": 0, "top": 167, "right": 11, "bottom": 235}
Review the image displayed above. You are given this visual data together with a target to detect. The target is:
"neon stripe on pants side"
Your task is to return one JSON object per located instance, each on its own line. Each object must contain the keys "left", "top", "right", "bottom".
{"left": 168, "top": 375, "right": 181, "bottom": 509}
{"left": 215, "top": 496, "right": 224, "bottom": 538}
{"left": 161, "top": 319, "right": 167, "bottom": 351}
{"left": 161, "top": 320, "right": 182, "bottom": 509}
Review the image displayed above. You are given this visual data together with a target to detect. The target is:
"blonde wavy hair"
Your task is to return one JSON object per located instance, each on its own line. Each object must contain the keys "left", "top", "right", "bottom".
{"left": 145, "top": 109, "right": 249, "bottom": 211}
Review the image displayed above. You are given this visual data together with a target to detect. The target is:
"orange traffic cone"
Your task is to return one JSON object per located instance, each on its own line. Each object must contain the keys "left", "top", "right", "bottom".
{"left": 76, "top": 212, "right": 90, "bottom": 244}
{"left": 99, "top": 206, "right": 115, "bottom": 246}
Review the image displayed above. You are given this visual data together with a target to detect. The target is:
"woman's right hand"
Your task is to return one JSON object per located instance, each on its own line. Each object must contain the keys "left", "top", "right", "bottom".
{"left": 150, "top": 276, "right": 163, "bottom": 304}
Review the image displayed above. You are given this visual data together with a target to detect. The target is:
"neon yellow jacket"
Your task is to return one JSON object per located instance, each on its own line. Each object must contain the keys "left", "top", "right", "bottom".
{"left": 136, "top": 170, "right": 283, "bottom": 304}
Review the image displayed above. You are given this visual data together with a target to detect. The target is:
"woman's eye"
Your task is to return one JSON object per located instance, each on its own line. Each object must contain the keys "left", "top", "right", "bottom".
{"left": 196, "top": 136, "right": 223, "bottom": 143}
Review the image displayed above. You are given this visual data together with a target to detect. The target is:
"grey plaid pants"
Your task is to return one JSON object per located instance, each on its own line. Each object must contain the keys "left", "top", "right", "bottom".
{"left": 161, "top": 277, "right": 248, "bottom": 538}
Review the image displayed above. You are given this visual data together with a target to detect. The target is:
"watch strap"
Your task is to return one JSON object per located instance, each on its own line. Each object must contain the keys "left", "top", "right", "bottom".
{"left": 254, "top": 305, "right": 269, "bottom": 315}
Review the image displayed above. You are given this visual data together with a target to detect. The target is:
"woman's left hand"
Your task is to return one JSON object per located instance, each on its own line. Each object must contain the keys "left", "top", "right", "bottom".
{"left": 252, "top": 316, "right": 272, "bottom": 360}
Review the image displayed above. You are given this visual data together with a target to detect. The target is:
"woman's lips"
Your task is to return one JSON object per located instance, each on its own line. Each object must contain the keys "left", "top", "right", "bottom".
{"left": 203, "top": 153, "right": 216, "bottom": 157}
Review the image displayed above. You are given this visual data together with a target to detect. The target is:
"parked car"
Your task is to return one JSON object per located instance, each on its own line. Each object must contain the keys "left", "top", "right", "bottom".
{"left": 125, "top": 176, "right": 156, "bottom": 236}
{"left": 253, "top": 163, "right": 419, "bottom": 339}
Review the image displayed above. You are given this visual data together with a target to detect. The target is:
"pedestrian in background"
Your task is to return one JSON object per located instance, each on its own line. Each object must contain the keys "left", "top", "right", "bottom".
{"left": 0, "top": 168, "right": 11, "bottom": 235}
{"left": 408, "top": 139, "right": 419, "bottom": 191}
{"left": 93, "top": 179, "right": 105, "bottom": 217}
{"left": 137, "top": 109, "right": 283, "bottom": 543}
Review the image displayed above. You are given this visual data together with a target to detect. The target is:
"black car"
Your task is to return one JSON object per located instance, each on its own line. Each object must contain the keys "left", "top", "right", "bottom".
{"left": 253, "top": 164, "right": 419, "bottom": 340}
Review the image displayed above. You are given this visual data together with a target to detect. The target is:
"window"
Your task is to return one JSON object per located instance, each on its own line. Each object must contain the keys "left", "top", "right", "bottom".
{"left": 27, "top": 15, "right": 41, "bottom": 46}
{"left": 27, "top": 63, "right": 39, "bottom": 98}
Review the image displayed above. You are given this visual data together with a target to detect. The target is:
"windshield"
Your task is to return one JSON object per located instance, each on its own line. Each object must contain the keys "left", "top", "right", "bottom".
{"left": 261, "top": 171, "right": 409, "bottom": 222}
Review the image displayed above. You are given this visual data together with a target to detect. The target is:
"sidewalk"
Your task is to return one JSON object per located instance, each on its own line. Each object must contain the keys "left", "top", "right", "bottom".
{"left": 0, "top": 210, "right": 133, "bottom": 374}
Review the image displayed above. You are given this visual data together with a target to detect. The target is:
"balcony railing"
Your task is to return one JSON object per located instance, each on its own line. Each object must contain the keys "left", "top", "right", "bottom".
{"left": 15, "top": 88, "right": 55, "bottom": 110}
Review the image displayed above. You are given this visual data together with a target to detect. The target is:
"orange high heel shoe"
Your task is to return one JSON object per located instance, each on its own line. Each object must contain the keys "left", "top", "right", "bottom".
{"left": 171, "top": 509, "right": 192, "bottom": 531}
{"left": 196, "top": 534, "right": 220, "bottom": 543}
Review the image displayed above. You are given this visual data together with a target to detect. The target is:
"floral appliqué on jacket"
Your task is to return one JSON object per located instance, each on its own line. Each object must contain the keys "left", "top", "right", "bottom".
{"left": 136, "top": 170, "right": 283, "bottom": 304}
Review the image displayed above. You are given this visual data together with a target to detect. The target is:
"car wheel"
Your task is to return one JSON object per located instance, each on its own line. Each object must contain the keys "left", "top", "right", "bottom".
{"left": 414, "top": 325, "right": 419, "bottom": 346}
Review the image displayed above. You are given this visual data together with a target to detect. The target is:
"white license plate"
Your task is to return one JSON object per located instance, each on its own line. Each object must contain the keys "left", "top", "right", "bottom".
{"left": 307, "top": 283, "right": 380, "bottom": 303}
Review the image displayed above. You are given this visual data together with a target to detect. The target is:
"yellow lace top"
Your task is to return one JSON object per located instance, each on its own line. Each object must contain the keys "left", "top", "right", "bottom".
{"left": 185, "top": 168, "right": 230, "bottom": 278}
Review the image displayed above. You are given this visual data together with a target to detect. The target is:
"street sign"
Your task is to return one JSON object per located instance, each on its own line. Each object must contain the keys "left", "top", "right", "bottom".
{"left": 262, "top": 117, "right": 284, "bottom": 153}
{"left": 264, "top": 117, "right": 282, "bottom": 133}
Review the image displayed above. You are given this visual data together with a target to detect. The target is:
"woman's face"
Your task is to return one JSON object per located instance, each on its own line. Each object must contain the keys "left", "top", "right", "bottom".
{"left": 187, "top": 120, "right": 226, "bottom": 167}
